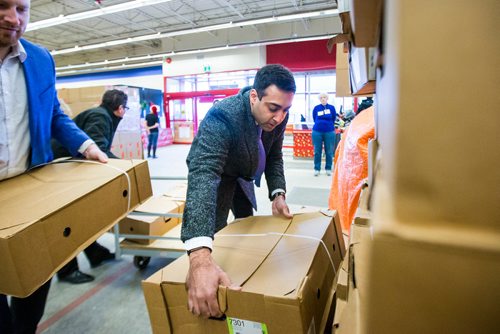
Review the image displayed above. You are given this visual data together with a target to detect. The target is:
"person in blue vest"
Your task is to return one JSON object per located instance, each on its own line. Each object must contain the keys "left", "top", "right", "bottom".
{"left": 312, "top": 93, "right": 337, "bottom": 176}
{"left": 0, "top": 1, "right": 107, "bottom": 332}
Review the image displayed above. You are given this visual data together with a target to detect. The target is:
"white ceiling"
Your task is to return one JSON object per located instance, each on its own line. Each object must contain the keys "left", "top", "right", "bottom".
{"left": 25, "top": 0, "right": 340, "bottom": 76}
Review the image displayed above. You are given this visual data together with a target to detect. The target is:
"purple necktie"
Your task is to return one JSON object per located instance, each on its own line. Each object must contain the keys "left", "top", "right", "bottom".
{"left": 254, "top": 127, "right": 266, "bottom": 187}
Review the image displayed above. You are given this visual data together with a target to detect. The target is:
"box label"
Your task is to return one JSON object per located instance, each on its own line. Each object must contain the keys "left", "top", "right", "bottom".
{"left": 227, "top": 317, "right": 268, "bottom": 334}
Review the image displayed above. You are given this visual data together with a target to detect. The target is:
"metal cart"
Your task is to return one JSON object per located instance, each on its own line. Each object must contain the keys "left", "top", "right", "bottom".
{"left": 113, "top": 176, "right": 187, "bottom": 269}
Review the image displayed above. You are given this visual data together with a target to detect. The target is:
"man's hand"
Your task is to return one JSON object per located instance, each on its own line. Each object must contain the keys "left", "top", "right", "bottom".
{"left": 83, "top": 143, "right": 108, "bottom": 163}
{"left": 186, "top": 248, "right": 240, "bottom": 318}
{"left": 272, "top": 194, "right": 292, "bottom": 218}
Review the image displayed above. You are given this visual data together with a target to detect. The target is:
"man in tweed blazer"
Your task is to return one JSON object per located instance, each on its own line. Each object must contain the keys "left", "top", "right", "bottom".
{"left": 181, "top": 64, "right": 296, "bottom": 318}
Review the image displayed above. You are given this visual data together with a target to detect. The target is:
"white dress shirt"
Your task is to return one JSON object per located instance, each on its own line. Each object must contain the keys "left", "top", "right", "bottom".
{"left": 0, "top": 42, "right": 94, "bottom": 181}
{"left": 0, "top": 42, "right": 29, "bottom": 181}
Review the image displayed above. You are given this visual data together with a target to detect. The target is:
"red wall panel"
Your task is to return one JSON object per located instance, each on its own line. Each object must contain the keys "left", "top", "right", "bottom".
{"left": 266, "top": 39, "right": 336, "bottom": 71}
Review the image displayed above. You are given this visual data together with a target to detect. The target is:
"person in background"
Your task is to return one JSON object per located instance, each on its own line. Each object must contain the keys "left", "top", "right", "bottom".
{"left": 0, "top": 0, "right": 108, "bottom": 332}
{"left": 144, "top": 105, "right": 160, "bottom": 158}
{"left": 311, "top": 93, "right": 337, "bottom": 176}
{"left": 52, "top": 89, "right": 129, "bottom": 284}
{"left": 181, "top": 64, "right": 295, "bottom": 318}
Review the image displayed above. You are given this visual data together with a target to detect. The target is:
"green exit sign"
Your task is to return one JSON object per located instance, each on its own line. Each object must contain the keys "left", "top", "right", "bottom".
{"left": 203, "top": 64, "right": 211, "bottom": 72}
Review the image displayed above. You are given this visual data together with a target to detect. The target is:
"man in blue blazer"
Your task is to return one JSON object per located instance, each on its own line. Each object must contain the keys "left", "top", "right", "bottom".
{"left": 0, "top": 1, "right": 107, "bottom": 332}
{"left": 182, "top": 64, "right": 296, "bottom": 318}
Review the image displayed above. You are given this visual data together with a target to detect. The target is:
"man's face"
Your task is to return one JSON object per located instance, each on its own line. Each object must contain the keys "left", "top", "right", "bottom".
{"left": 0, "top": 0, "right": 30, "bottom": 50}
{"left": 250, "top": 85, "right": 294, "bottom": 132}
{"left": 115, "top": 104, "right": 128, "bottom": 118}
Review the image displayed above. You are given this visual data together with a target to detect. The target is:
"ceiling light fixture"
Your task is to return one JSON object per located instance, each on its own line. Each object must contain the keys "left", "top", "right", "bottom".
{"left": 55, "top": 34, "right": 335, "bottom": 76}
{"left": 50, "top": 9, "right": 339, "bottom": 56}
{"left": 26, "top": 0, "right": 175, "bottom": 31}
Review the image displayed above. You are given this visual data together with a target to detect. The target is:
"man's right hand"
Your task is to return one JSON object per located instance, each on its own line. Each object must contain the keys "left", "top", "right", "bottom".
{"left": 83, "top": 143, "right": 108, "bottom": 163}
{"left": 186, "top": 248, "right": 240, "bottom": 318}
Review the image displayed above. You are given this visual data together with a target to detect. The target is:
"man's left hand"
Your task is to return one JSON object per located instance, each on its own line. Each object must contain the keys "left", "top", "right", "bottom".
{"left": 83, "top": 143, "right": 108, "bottom": 163}
{"left": 272, "top": 195, "right": 292, "bottom": 218}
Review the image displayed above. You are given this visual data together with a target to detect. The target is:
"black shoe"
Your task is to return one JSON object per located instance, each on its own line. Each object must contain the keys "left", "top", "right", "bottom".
{"left": 59, "top": 270, "right": 95, "bottom": 284}
{"left": 152, "top": 155, "right": 158, "bottom": 159}
{"left": 89, "top": 252, "right": 115, "bottom": 268}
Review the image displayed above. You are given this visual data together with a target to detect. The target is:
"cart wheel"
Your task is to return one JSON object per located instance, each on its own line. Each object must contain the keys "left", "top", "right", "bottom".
{"left": 133, "top": 256, "right": 151, "bottom": 269}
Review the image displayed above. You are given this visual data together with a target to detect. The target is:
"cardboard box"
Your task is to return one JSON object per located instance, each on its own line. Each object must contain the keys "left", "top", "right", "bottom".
{"left": 119, "top": 195, "right": 185, "bottom": 245}
{"left": 366, "top": 225, "right": 500, "bottom": 334}
{"left": 376, "top": 0, "right": 500, "bottom": 228}
{"left": 173, "top": 121, "right": 194, "bottom": 144}
{"left": 353, "top": 184, "right": 371, "bottom": 227}
{"left": 0, "top": 159, "right": 152, "bottom": 297}
{"left": 163, "top": 182, "right": 188, "bottom": 200}
{"left": 349, "top": 0, "right": 383, "bottom": 47}
{"left": 367, "top": 172, "right": 500, "bottom": 333}
{"left": 142, "top": 211, "right": 346, "bottom": 334}
{"left": 333, "top": 224, "right": 371, "bottom": 334}
{"left": 111, "top": 131, "right": 144, "bottom": 160}
{"left": 336, "top": 42, "right": 352, "bottom": 97}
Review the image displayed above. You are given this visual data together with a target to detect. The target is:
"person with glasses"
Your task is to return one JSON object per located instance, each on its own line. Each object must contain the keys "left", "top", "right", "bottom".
{"left": 51, "top": 89, "right": 129, "bottom": 284}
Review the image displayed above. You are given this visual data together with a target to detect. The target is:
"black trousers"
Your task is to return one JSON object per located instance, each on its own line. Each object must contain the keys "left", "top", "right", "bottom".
{"left": 0, "top": 279, "right": 51, "bottom": 334}
{"left": 231, "top": 181, "right": 254, "bottom": 219}
{"left": 57, "top": 241, "right": 111, "bottom": 277}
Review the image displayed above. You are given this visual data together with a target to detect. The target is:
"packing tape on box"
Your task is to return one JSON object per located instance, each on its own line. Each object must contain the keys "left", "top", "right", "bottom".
{"left": 217, "top": 232, "right": 336, "bottom": 274}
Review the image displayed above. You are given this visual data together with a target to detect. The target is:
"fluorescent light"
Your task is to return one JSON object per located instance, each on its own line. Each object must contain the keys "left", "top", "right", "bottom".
{"left": 55, "top": 34, "right": 335, "bottom": 76}
{"left": 50, "top": 9, "right": 339, "bottom": 56}
{"left": 27, "top": 0, "right": 175, "bottom": 31}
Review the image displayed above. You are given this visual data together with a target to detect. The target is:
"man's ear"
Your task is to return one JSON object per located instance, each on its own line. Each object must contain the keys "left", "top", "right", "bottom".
{"left": 249, "top": 88, "right": 259, "bottom": 107}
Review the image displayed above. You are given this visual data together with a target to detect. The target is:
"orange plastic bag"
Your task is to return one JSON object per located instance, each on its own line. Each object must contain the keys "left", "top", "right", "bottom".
{"left": 328, "top": 107, "right": 375, "bottom": 233}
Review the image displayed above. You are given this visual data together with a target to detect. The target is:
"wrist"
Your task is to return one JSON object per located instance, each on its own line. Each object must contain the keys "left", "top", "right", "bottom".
{"left": 187, "top": 246, "right": 212, "bottom": 257}
{"left": 271, "top": 191, "right": 286, "bottom": 201}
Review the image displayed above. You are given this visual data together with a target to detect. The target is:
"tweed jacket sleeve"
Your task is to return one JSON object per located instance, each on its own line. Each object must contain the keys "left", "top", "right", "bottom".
{"left": 263, "top": 113, "right": 288, "bottom": 199}
{"left": 181, "top": 109, "right": 234, "bottom": 242}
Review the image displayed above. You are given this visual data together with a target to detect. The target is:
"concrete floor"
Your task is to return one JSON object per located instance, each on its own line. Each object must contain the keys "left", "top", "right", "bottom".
{"left": 38, "top": 143, "right": 333, "bottom": 334}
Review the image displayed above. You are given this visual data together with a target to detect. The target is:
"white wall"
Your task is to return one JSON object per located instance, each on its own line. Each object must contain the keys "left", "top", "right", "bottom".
{"left": 55, "top": 46, "right": 266, "bottom": 90}
{"left": 56, "top": 74, "right": 164, "bottom": 91}
{"left": 162, "top": 46, "right": 266, "bottom": 77}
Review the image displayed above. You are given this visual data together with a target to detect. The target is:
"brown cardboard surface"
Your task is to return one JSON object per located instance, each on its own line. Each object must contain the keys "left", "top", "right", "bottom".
{"left": 142, "top": 211, "right": 346, "bottom": 334}
{"left": 0, "top": 159, "right": 152, "bottom": 297}
{"left": 336, "top": 42, "right": 351, "bottom": 97}
{"left": 120, "top": 224, "right": 184, "bottom": 252}
{"left": 119, "top": 195, "right": 184, "bottom": 245}
{"left": 354, "top": 183, "right": 371, "bottom": 227}
{"left": 162, "top": 182, "right": 188, "bottom": 201}
{"left": 376, "top": 0, "right": 500, "bottom": 229}
{"left": 173, "top": 122, "right": 194, "bottom": 143}
{"left": 366, "top": 227, "right": 500, "bottom": 334}
{"left": 111, "top": 131, "right": 143, "bottom": 160}
{"left": 349, "top": 0, "right": 383, "bottom": 47}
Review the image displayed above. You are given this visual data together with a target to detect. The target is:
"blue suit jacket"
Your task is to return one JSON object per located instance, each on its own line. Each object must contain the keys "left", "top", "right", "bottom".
{"left": 20, "top": 39, "right": 89, "bottom": 168}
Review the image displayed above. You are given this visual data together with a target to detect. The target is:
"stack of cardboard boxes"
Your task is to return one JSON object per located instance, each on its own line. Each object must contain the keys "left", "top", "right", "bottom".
{"left": 118, "top": 183, "right": 187, "bottom": 247}
{"left": 332, "top": 0, "right": 499, "bottom": 333}
{"left": 58, "top": 85, "right": 144, "bottom": 159}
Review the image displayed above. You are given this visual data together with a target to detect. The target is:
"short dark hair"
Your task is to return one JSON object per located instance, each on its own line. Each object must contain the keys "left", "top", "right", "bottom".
{"left": 101, "top": 89, "right": 128, "bottom": 112}
{"left": 253, "top": 64, "right": 296, "bottom": 99}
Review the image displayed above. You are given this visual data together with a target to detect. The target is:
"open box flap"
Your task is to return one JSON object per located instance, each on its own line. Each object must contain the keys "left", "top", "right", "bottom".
{"left": 158, "top": 215, "right": 294, "bottom": 286}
